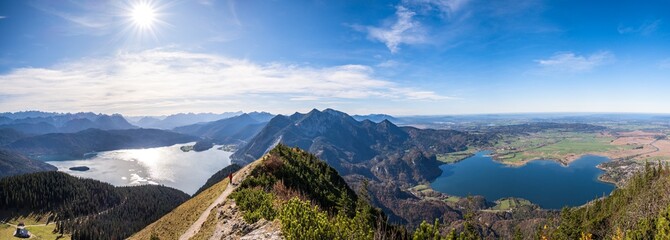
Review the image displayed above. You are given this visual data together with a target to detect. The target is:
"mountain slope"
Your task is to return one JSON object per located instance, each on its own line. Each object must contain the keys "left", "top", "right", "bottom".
{"left": 0, "top": 128, "right": 26, "bottom": 145}
{"left": 232, "top": 108, "right": 489, "bottom": 185}
{"left": 0, "top": 148, "right": 56, "bottom": 178}
{"left": 133, "top": 144, "right": 407, "bottom": 239}
{"left": 542, "top": 164, "right": 670, "bottom": 239}
{"left": 0, "top": 171, "right": 189, "bottom": 240}
{"left": 229, "top": 109, "right": 499, "bottom": 232}
{"left": 173, "top": 113, "right": 267, "bottom": 145}
{"left": 130, "top": 164, "right": 242, "bottom": 240}
{"left": 7, "top": 128, "right": 198, "bottom": 160}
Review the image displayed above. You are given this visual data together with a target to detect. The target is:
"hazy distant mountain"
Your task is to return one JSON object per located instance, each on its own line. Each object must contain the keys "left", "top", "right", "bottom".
{"left": 131, "top": 112, "right": 243, "bottom": 129}
{"left": 0, "top": 116, "right": 11, "bottom": 125}
{"left": 0, "top": 111, "right": 137, "bottom": 135}
{"left": 0, "top": 122, "right": 59, "bottom": 135}
{"left": 7, "top": 128, "right": 198, "bottom": 160}
{"left": 246, "top": 111, "right": 275, "bottom": 122}
{"left": 173, "top": 113, "right": 267, "bottom": 145}
{"left": 0, "top": 148, "right": 57, "bottom": 178}
{"left": 232, "top": 108, "right": 488, "bottom": 185}
{"left": 135, "top": 116, "right": 162, "bottom": 127}
{"left": 352, "top": 114, "right": 401, "bottom": 124}
{"left": 0, "top": 128, "right": 26, "bottom": 146}
{"left": 0, "top": 111, "right": 62, "bottom": 119}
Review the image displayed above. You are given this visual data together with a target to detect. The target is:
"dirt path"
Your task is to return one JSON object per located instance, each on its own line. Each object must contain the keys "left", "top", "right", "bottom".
{"left": 178, "top": 162, "right": 256, "bottom": 240}
{"left": 1, "top": 222, "right": 53, "bottom": 227}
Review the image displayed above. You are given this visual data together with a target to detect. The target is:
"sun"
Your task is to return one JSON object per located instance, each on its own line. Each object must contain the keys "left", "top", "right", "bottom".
{"left": 130, "top": 2, "right": 156, "bottom": 29}
{"left": 121, "top": 0, "right": 165, "bottom": 41}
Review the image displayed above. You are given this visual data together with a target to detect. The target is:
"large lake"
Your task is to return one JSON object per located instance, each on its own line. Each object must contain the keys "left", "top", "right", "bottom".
{"left": 430, "top": 151, "right": 615, "bottom": 209}
{"left": 47, "top": 143, "right": 232, "bottom": 195}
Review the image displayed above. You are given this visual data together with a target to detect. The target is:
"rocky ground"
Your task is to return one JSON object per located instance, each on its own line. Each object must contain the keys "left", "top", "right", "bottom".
{"left": 209, "top": 199, "right": 283, "bottom": 240}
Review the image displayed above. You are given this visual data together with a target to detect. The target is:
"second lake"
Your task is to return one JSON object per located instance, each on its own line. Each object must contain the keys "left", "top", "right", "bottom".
{"left": 430, "top": 151, "right": 615, "bottom": 209}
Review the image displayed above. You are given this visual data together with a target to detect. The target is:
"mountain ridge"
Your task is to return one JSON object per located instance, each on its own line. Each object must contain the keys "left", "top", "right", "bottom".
{"left": 7, "top": 128, "right": 198, "bottom": 160}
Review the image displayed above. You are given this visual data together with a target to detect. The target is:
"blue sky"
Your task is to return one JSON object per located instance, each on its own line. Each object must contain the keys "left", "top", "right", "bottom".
{"left": 0, "top": 0, "right": 669, "bottom": 116}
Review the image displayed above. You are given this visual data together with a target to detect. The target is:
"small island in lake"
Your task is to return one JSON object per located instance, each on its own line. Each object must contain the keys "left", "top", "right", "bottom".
{"left": 180, "top": 139, "right": 215, "bottom": 152}
{"left": 69, "top": 166, "right": 90, "bottom": 171}
{"left": 192, "top": 139, "right": 214, "bottom": 152}
{"left": 180, "top": 145, "right": 194, "bottom": 152}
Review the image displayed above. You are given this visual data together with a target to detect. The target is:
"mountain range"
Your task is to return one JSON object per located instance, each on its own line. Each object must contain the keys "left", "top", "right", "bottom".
{"left": 232, "top": 109, "right": 490, "bottom": 185}
{"left": 128, "top": 111, "right": 274, "bottom": 129}
{"left": 0, "top": 112, "right": 136, "bottom": 135}
{"left": 173, "top": 113, "right": 271, "bottom": 145}
{"left": 6, "top": 128, "right": 198, "bottom": 160}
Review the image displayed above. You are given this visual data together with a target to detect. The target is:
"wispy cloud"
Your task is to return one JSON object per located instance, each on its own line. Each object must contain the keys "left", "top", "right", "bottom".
{"left": 30, "top": 2, "right": 116, "bottom": 36}
{"left": 618, "top": 19, "right": 661, "bottom": 35}
{"left": 354, "top": 0, "right": 472, "bottom": 53}
{"left": 405, "top": 0, "right": 471, "bottom": 17}
{"left": 0, "top": 49, "right": 449, "bottom": 114}
{"left": 536, "top": 51, "right": 615, "bottom": 72}
{"left": 0, "top": 16, "right": 6, "bottom": 19}
{"left": 358, "top": 6, "right": 426, "bottom": 53}
{"left": 197, "top": 0, "right": 214, "bottom": 6}
{"left": 377, "top": 60, "right": 401, "bottom": 68}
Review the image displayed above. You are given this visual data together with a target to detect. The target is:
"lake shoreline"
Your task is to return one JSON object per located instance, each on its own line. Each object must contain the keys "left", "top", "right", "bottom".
{"left": 430, "top": 151, "right": 615, "bottom": 209}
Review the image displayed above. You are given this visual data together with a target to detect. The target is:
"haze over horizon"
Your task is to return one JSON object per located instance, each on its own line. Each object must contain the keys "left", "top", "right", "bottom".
{"left": 1, "top": 0, "right": 669, "bottom": 115}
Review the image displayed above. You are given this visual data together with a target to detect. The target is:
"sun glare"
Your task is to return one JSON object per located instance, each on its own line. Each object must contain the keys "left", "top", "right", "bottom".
{"left": 131, "top": 3, "right": 156, "bottom": 29}
{"left": 121, "top": 0, "right": 166, "bottom": 42}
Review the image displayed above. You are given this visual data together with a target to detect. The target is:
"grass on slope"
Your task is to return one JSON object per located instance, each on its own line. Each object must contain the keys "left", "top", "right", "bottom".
{"left": 129, "top": 178, "right": 229, "bottom": 240}
{"left": 0, "top": 213, "right": 71, "bottom": 240}
{"left": 490, "top": 198, "right": 533, "bottom": 211}
{"left": 436, "top": 149, "right": 476, "bottom": 163}
{"left": 190, "top": 203, "right": 220, "bottom": 240}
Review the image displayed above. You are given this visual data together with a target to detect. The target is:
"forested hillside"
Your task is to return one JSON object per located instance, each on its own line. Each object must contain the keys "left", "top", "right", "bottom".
{"left": 543, "top": 162, "right": 670, "bottom": 239}
{"left": 230, "top": 144, "right": 409, "bottom": 239}
{"left": 0, "top": 172, "right": 189, "bottom": 240}
{"left": 0, "top": 148, "right": 56, "bottom": 178}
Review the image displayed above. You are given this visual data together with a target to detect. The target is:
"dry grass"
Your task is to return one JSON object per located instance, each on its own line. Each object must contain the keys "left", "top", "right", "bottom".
{"left": 190, "top": 203, "right": 222, "bottom": 240}
{"left": 643, "top": 140, "right": 670, "bottom": 160}
{"left": 616, "top": 130, "right": 661, "bottom": 137}
{"left": 130, "top": 159, "right": 264, "bottom": 239}
{"left": 128, "top": 178, "right": 230, "bottom": 240}
{"left": 271, "top": 180, "right": 309, "bottom": 202}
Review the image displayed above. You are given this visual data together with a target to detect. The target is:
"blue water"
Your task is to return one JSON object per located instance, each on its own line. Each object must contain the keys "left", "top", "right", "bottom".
{"left": 430, "top": 151, "right": 615, "bottom": 209}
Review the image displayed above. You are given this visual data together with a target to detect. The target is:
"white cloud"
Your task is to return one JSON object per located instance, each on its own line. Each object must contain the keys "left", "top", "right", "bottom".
{"left": 363, "top": 6, "right": 426, "bottom": 53}
{"left": 377, "top": 60, "right": 400, "bottom": 68}
{"left": 355, "top": 0, "right": 471, "bottom": 53}
{"left": 0, "top": 50, "right": 449, "bottom": 114}
{"left": 535, "top": 51, "right": 614, "bottom": 72}
{"left": 0, "top": 16, "right": 6, "bottom": 19}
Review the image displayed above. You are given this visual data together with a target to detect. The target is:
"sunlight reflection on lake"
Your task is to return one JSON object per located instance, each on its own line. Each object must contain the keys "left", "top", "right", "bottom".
{"left": 47, "top": 143, "right": 232, "bottom": 195}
